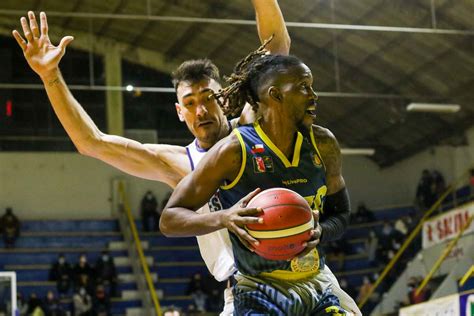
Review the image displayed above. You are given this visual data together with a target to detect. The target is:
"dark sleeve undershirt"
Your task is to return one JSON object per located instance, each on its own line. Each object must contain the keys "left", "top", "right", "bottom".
{"left": 319, "top": 187, "right": 351, "bottom": 243}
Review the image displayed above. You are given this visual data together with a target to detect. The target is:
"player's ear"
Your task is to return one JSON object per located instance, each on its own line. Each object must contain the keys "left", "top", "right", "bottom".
{"left": 268, "top": 86, "right": 283, "bottom": 103}
{"left": 175, "top": 102, "right": 185, "bottom": 122}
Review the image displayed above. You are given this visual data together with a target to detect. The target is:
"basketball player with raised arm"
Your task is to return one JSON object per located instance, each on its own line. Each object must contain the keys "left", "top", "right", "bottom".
{"left": 12, "top": 4, "right": 360, "bottom": 315}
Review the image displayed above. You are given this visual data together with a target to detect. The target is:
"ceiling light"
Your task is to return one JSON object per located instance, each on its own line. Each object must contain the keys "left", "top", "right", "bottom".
{"left": 341, "top": 148, "right": 375, "bottom": 156}
{"left": 406, "top": 103, "right": 460, "bottom": 113}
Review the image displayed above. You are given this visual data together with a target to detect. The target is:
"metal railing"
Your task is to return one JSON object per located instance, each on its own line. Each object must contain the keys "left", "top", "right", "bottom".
{"left": 415, "top": 215, "right": 473, "bottom": 295}
{"left": 117, "top": 181, "right": 162, "bottom": 316}
{"left": 358, "top": 168, "right": 472, "bottom": 309}
{"left": 459, "top": 265, "right": 474, "bottom": 288}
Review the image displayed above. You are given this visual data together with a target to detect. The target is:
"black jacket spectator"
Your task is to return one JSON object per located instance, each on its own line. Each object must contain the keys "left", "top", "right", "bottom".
{"left": 352, "top": 203, "right": 376, "bottom": 224}
{"left": 73, "top": 254, "right": 95, "bottom": 294}
{"left": 0, "top": 207, "right": 20, "bottom": 248}
{"left": 43, "top": 290, "right": 66, "bottom": 316}
{"left": 49, "top": 253, "right": 73, "bottom": 296}
{"left": 95, "top": 251, "right": 118, "bottom": 297}
{"left": 140, "top": 191, "right": 159, "bottom": 232}
{"left": 91, "top": 284, "right": 111, "bottom": 316}
{"left": 416, "top": 170, "right": 436, "bottom": 210}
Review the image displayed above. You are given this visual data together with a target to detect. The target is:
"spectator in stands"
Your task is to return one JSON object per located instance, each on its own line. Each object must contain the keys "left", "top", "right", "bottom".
{"left": 185, "top": 304, "right": 199, "bottom": 315}
{"left": 206, "top": 288, "right": 224, "bottom": 313}
{"left": 17, "top": 292, "right": 29, "bottom": 316}
{"left": 42, "top": 290, "right": 66, "bottom": 316}
{"left": 163, "top": 306, "right": 182, "bottom": 316}
{"left": 140, "top": 190, "right": 160, "bottom": 232}
{"left": 358, "top": 276, "right": 380, "bottom": 314}
{"left": 325, "top": 239, "right": 348, "bottom": 271}
{"left": 352, "top": 202, "right": 376, "bottom": 224}
{"left": 49, "top": 253, "right": 73, "bottom": 297}
{"left": 394, "top": 216, "right": 409, "bottom": 237}
{"left": 379, "top": 221, "right": 394, "bottom": 250}
{"left": 366, "top": 230, "right": 379, "bottom": 267}
{"left": 73, "top": 253, "right": 95, "bottom": 295}
{"left": 416, "top": 169, "right": 436, "bottom": 211}
{"left": 432, "top": 169, "right": 446, "bottom": 200}
{"left": 0, "top": 207, "right": 20, "bottom": 248}
{"left": 94, "top": 250, "right": 118, "bottom": 297}
{"left": 26, "top": 293, "right": 43, "bottom": 315}
{"left": 202, "top": 273, "right": 225, "bottom": 313}
{"left": 91, "top": 284, "right": 111, "bottom": 316}
{"left": 73, "top": 287, "right": 92, "bottom": 316}
{"left": 357, "top": 276, "right": 373, "bottom": 303}
{"left": 186, "top": 273, "right": 207, "bottom": 313}
{"left": 186, "top": 272, "right": 203, "bottom": 294}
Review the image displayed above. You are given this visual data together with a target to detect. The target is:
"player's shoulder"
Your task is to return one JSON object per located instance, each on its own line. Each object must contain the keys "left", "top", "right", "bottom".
{"left": 311, "top": 124, "right": 336, "bottom": 142}
{"left": 311, "top": 124, "right": 341, "bottom": 156}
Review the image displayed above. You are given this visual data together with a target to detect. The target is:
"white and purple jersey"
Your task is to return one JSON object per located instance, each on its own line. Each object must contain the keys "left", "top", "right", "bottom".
{"left": 186, "top": 138, "right": 236, "bottom": 282}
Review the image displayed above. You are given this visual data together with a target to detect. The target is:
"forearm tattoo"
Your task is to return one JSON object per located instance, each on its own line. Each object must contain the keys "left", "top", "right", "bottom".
{"left": 48, "top": 77, "right": 61, "bottom": 86}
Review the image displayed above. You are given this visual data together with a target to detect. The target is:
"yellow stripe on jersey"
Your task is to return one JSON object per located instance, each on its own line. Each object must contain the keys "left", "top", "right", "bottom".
{"left": 245, "top": 217, "right": 314, "bottom": 239}
{"left": 221, "top": 129, "right": 247, "bottom": 190}
{"left": 254, "top": 120, "right": 303, "bottom": 168}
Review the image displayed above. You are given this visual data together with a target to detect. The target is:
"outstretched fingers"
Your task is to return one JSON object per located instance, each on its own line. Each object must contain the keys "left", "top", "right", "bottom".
{"left": 28, "top": 11, "right": 40, "bottom": 39}
{"left": 12, "top": 30, "right": 27, "bottom": 51}
{"left": 58, "top": 36, "right": 74, "bottom": 51}
{"left": 20, "top": 16, "right": 33, "bottom": 42}
{"left": 40, "top": 12, "right": 48, "bottom": 37}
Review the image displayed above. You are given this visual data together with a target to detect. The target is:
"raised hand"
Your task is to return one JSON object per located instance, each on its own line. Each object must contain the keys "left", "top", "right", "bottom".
{"left": 221, "top": 188, "right": 263, "bottom": 251}
{"left": 12, "top": 11, "right": 74, "bottom": 79}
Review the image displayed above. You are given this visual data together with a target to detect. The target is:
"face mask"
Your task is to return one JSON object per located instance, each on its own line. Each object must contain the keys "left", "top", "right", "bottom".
{"left": 59, "top": 258, "right": 65, "bottom": 264}
{"left": 102, "top": 255, "right": 109, "bottom": 261}
{"left": 79, "top": 288, "right": 86, "bottom": 296}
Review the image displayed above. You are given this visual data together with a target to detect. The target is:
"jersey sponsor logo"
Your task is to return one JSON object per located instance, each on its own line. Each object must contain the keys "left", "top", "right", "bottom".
{"left": 252, "top": 156, "right": 274, "bottom": 173}
{"left": 290, "top": 248, "right": 320, "bottom": 273}
{"left": 250, "top": 144, "right": 265, "bottom": 154}
{"left": 311, "top": 151, "right": 322, "bottom": 167}
{"left": 282, "top": 178, "right": 308, "bottom": 186}
{"left": 208, "top": 193, "right": 223, "bottom": 212}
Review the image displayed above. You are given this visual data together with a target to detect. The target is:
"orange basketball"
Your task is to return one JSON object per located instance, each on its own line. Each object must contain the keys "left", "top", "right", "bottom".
{"left": 245, "top": 188, "right": 314, "bottom": 260}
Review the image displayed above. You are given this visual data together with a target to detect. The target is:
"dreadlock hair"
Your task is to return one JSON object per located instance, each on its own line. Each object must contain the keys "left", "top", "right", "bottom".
{"left": 214, "top": 37, "right": 303, "bottom": 117}
{"left": 171, "top": 58, "right": 220, "bottom": 90}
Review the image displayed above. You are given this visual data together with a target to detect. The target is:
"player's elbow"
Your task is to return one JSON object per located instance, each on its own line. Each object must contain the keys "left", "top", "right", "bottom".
{"left": 76, "top": 142, "right": 92, "bottom": 156}
{"left": 76, "top": 134, "right": 106, "bottom": 158}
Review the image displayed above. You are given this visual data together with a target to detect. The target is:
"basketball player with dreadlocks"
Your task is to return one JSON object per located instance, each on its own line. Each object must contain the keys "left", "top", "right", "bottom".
{"left": 12, "top": 3, "right": 289, "bottom": 314}
{"left": 161, "top": 45, "right": 354, "bottom": 315}
{"left": 14, "top": 5, "right": 360, "bottom": 315}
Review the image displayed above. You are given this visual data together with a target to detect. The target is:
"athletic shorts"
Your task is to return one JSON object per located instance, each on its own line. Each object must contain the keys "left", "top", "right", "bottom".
{"left": 232, "top": 272, "right": 349, "bottom": 315}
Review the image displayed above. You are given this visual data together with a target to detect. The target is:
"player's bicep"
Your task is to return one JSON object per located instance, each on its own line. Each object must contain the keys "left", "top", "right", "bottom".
{"left": 167, "top": 136, "right": 242, "bottom": 210}
{"left": 315, "top": 126, "right": 346, "bottom": 195}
